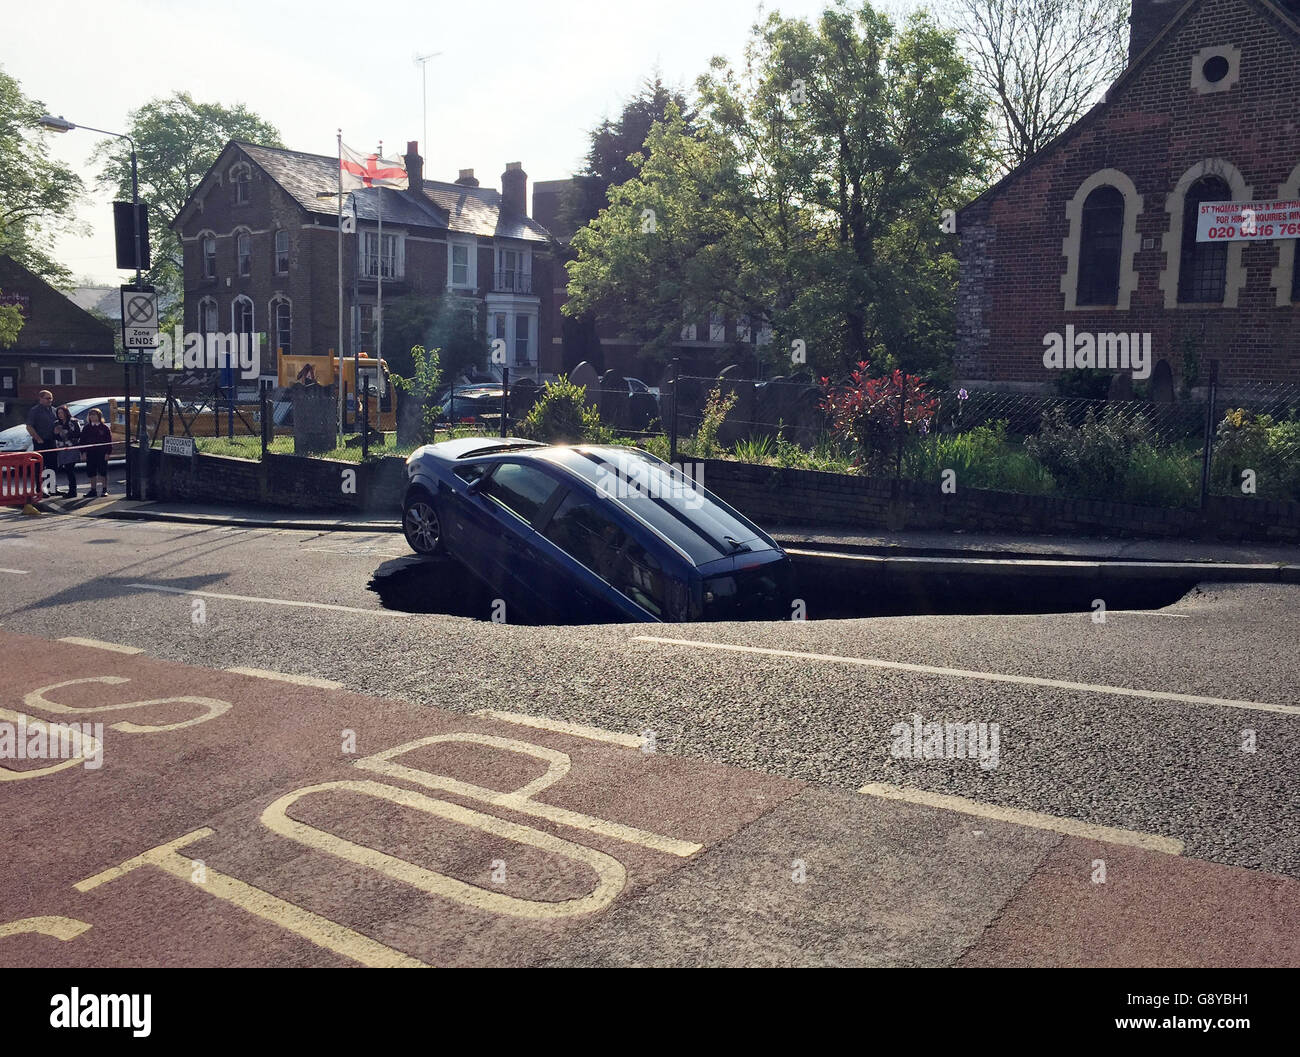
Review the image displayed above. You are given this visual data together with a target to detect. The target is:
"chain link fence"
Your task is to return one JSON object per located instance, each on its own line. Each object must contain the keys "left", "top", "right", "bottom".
{"left": 137, "top": 362, "right": 1300, "bottom": 511}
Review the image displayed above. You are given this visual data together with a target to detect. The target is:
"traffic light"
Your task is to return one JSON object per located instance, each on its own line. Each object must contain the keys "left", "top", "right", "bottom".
{"left": 113, "top": 201, "right": 151, "bottom": 271}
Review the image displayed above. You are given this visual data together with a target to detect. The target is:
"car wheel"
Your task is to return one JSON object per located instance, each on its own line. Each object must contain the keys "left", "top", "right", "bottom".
{"left": 403, "top": 490, "right": 444, "bottom": 555}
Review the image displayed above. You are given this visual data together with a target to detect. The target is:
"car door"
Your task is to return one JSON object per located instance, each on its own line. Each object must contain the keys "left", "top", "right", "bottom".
{"left": 468, "top": 459, "right": 565, "bottom": 621}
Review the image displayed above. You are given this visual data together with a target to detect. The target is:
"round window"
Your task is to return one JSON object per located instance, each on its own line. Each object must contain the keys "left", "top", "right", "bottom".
{"left": 1202, "top": 55, "right": 1231, "bottom": 83}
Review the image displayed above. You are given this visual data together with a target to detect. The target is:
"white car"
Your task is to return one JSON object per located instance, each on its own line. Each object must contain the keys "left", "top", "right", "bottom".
{"left": 0, "top": 397, "right": 132, "bottom": 463}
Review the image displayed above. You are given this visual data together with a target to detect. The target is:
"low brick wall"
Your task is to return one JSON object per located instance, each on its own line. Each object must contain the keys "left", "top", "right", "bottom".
{"left": 147, "top": 449, "right": 407, "bottom": 514}
{"left": 144, "top": 448, "right": 1298, "bottom": 542}
{"left": 700, "top": 459, "right": 1300, "bottom": 543}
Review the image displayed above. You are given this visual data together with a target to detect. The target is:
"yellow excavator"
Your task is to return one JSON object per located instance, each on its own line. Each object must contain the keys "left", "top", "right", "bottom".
{"left": 276, "top": 350, "right": 395, "bottom": 432}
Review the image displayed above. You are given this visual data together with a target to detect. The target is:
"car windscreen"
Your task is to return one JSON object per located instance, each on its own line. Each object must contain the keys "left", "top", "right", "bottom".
{"left": 550, "top": 448, "right": 772, "bottom": 566}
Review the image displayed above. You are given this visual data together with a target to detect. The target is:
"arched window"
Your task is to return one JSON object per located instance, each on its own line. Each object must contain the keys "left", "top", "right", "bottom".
{"left": 231, "top": 164, "right": 251, "bottom": 204}
{"left": 198, "top": 297, "right": 217, "bottom": 336}
{"left": 274, "top": 229, "right": 290, "bottom": 274}
{"left": 236, "top": 231, "right": 251, "bottom": 277}
{"left": 199, "top": 232, "right": 217, "bottom": 279}
{"left": 1076, "top": 186, "right": 1125, "bottom": 306}
{"left": 232, "top": 296, "right": 254, "bottom": 339}
{"left": 1178, "top": 176, "right": 1231, "bottom": 303}
{"left": 271, "top": 298, "right": 291, "bottom": 355}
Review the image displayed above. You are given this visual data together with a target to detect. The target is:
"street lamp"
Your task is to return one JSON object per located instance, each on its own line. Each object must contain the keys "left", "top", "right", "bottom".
{"left": 40, "top": 114, "right": 149, "bottom": 501}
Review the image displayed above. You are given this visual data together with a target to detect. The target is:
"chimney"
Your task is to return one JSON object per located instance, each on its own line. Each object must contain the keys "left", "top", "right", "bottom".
{"left": 1128, "top": 0, "right": 1183, "bottom": 62}
{"left": 455, "top": 168, "right": 479, "bottom": 187}
{"left": 501, "top": 161, "right": 527, "bottom": 216}
{"left": 404, "top": 141, "right": 423, "bottom": 188}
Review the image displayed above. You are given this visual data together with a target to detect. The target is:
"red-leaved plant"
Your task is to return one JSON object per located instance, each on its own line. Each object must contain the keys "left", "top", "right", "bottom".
{"left": 820, "top": 361, "right": 938, "bottom": 470}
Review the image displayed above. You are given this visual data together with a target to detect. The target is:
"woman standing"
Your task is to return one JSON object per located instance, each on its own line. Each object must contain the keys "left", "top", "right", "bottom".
{"left": 52, "top": 405, "right": 82, "bottom": 498}
{"left": 81, "top": 408, "right": 113, "bottom": 498}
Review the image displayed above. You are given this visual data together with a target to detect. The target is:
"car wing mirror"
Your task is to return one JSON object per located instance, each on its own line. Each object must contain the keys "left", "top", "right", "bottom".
{"left": 466, "top": 477, "right": 483, "bottom": 496}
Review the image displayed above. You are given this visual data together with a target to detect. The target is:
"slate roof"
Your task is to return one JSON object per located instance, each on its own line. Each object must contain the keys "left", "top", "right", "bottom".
{"left": 235, "top": 142, "right": 552, "bottom": 243}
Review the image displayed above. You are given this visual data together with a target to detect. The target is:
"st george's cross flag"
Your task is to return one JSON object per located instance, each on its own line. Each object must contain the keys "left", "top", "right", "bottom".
{"left": 340, "top": 143, "right": 409, "bottom": 190}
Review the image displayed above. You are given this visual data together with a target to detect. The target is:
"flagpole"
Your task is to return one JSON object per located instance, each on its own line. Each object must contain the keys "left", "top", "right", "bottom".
{"left": 377, "top": 141, "right": 384, "bottom": 379}
{"left": 336, "top": 129, "right": 344, "bottom": 443}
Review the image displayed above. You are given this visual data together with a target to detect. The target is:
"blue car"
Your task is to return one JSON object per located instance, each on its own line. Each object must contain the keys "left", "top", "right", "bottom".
{"left": 401, "top": 438, "right": 794, "bottom": 623}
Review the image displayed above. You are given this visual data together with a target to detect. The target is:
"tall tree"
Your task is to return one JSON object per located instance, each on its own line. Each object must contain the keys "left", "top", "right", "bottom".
{"left": 0, "top": 67, "right": 84, "bottom": 286}
{"left": 566, "top": 1, "right": 988, "bottom": 378}
{"left": 94, "top": 92, "right": 281, "bottom": 308}
{"left": 560, "top": 76, "right": 696, "bottom": 235}
{"left": 0, "top": 292, "right": 23, "bottom": 348}
{"left": 954, "top": 0, "right": 1129, "bottom": 173}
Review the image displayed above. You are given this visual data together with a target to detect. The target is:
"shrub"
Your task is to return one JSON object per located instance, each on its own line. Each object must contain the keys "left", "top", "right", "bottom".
{"left": 514, "top": 376, "right": 612, "bottom": 444}
{"left": 1024, "top": 405, "right": 1154, "bottom": 498}
{"left": 389, "top": 344, "right": 443, "bottom": 442}
{"left": 820, "top": 360, "right": 937, "bottom": 471}
{"left": 688, "top": 385, "right": 738, "bottom": 459}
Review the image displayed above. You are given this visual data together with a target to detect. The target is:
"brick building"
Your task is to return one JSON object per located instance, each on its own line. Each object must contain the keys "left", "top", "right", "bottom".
{"left": 172, "top": 141, "right": 560, "bottom": 388}
{"left": 0, "top": 255, "right": 116, "bottom": 428}
{"left": 955, "top": 0, "right": 1300, "bottom": 393}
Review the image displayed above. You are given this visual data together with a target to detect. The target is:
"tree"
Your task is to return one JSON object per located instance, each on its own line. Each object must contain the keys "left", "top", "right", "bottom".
{"left": 560, "top": 76, "right": 696, "bottom": 235}
{"left": 954, "top": 0, "right": 1130, "bottom": 173}
{"left": 0, "top": 292, "right": 23, "bottom": 348}
{"left": 380, "top": 293, "right": 488, "bottom": 384}
{"left": 94, "top": 93, "right": 281, "bottom": 310}
{"left": 565, "top": 1, "right": 988, "bottom": 379}
{"left": 0, "top": 67, "right": 84, "bottom": 286}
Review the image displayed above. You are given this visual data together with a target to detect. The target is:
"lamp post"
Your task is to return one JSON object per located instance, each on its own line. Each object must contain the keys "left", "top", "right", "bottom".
{"left": 40, "top": 115, "right": 148, "bottom": 500}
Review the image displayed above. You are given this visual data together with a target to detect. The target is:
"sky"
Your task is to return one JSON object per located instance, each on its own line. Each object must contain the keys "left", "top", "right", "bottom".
{"left": 5, "top": 0, "right": 936, "bottom": 285}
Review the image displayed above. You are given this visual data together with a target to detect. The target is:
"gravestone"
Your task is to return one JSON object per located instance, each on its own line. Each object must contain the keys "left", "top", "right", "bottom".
{"left": 291, "top": 383, "right": 337, "bottom": 455}
{"left": 569, "top": 361, "right": 599, "bottom": 404}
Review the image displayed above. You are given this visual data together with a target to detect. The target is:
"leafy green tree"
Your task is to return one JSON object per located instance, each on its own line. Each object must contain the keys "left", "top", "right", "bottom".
{"left": 389, "top": 344, "right": 443, "bottom": 442}
{"left": 565, "top": 2, "right": 988, "bottom": 379}
{"left": 94, "top": 92, "right": 281, "bottom": 312}
{"left": 0, "top": 291, "right": 23, "bottom": 348}
{"left": 380, "top": 292, "right": 488, "bottom": 383}
{"left": 560, "top": 76, "right": 696, "bottom": 235}
{"left": 0, "top": 67, "right": 84, "bottom": 286}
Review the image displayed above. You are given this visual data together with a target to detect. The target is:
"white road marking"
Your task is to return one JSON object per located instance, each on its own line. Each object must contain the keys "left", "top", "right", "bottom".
{"left": 634, "top": 636, "right": 1300, "bottom": 717}
{"left": 0, "top": 567, "right": 28, "bottom": 574}
{"left": 127, "top": 582, "right": 406, "bottom": 617}
{"left": 226, "top": 667, "right": 345, "bottom": 690}
{"left": 58, "top": 636, "right": 144, "bottom": 654}
{"left": 474, "top": 709, "right": 644, "bottom": 748}
{"left": 859, "top": 782, "right": 1184, "bottom": 855}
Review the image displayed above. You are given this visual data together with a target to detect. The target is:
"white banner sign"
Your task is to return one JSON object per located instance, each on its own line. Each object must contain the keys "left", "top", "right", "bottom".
{"left": 1196, "top": 199, "right": 1300, "bottom": 242}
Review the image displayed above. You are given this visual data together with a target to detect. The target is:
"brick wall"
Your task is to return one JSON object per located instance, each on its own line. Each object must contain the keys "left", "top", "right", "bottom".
{"left": 145, "top": 449, "right": 1299, "bottom": 542}
{"left": 700, "top": 459, "right": 1300, "bottom": 542}
{"left": 958, "top": 0, "right": 1300, "bottom": 389}
{"left": 148, "top": 450, "right": 407, "bottom": 513}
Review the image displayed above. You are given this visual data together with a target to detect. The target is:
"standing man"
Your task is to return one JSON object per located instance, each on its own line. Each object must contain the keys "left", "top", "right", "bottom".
{"left": 26, "top": 389, "right": 58, "bottom": 496}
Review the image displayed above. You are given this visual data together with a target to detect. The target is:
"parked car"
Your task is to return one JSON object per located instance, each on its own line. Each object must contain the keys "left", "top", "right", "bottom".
{"left": 433, "top": 385, "right": 505, "bottom": 425}
{"left": 402, "top": 438, "right": 794, "bottom": 623}
{"left": 0, "top": 397, "right": 135, "bottom": 464}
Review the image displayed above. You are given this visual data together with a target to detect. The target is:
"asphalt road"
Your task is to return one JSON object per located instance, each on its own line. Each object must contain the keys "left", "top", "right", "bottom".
{"left": 1, "top": 510, "right": 1297, "bottom": 966}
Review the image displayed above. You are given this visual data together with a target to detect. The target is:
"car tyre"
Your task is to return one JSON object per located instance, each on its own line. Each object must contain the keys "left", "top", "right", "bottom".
{"left": 403, "top": 489, "right": 444, "bottom": 555}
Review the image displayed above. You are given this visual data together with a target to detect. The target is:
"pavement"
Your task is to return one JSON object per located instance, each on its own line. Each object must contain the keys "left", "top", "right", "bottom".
{"left": 3, "top": 631, "right": 1297, "bottom": 968}
{"left": 36, "top": 493, "right": 1300, "bottom": 568}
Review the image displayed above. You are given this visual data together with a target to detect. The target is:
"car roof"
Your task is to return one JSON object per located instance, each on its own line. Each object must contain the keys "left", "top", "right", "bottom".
{"left": 534, "top": 446, "right": 776, "bottom": 566}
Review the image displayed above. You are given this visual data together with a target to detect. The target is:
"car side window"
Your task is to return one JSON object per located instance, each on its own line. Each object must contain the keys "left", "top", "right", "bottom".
{"left": 543, "top": 493, "right": 665, "bottom": 617}
{"left": 479, "top": 462, "right": 560, "bottom": 525}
